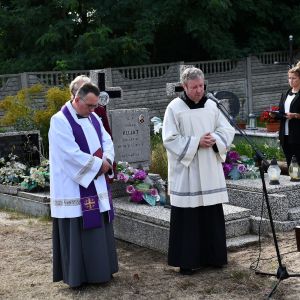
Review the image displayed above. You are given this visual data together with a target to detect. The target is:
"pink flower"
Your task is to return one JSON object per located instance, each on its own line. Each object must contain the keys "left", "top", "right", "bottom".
{"left": 130, "top": 190, "right": 144, "bottom": 203}
{"left": 237, "top": 164, "right": 247, "bottom": 174}
{"left": 126, "top": 185, "right": 135, "bottom": 194}
{"left": 117, "top": 172, "right": 129, "bottom": 182}
{"left": 150, "top": 188, "right": 158, "bottom": 196}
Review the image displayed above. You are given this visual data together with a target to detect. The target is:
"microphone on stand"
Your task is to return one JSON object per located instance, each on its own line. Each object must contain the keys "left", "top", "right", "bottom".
{"left": 206, "top": 92, "right": 220, "bottom": 104}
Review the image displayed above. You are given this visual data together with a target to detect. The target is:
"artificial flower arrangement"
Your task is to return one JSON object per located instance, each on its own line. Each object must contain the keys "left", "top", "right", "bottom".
{"left": 116, "top": 161, "right": 162, "bottom": 206}
{"left": 20, "top": 158, "right": 50, "bottom": 191}
{"left": 260, "top": 106, "right": 280, "bottom": 123}
{"left": 223, "top": 147, "right": 260, "bottom": 180}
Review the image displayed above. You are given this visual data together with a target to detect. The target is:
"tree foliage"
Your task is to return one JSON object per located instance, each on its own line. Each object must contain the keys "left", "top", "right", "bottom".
{"left": 1, "top": 0, "right": 300, "bottom": 73}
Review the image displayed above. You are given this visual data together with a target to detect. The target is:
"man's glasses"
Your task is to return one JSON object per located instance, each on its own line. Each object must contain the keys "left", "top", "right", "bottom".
{"left": 80, "top": 97, "right": 99, "bottom": 109}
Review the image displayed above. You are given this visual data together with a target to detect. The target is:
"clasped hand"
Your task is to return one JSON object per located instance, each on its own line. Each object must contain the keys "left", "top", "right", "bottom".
{"left": 100, "top": 159, "right": 112, "bottom": 174}
{"left": 199, "top": 132, "right": 216, "bottom": 148}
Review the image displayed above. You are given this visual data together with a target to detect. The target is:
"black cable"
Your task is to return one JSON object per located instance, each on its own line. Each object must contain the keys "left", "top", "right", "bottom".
{"left": 249, "top": 190, "right": 299, "bottom": 270}
{"left": 250, "top": 191, "right": 265, "bottom": 271}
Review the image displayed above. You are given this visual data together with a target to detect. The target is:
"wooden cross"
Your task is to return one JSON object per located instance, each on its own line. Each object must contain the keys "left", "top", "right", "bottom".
{"left": 90, "top": 69, "right": 123, "bottom": 109}
{"left": 97, "top": 72, "right": 122, "bottom": 99}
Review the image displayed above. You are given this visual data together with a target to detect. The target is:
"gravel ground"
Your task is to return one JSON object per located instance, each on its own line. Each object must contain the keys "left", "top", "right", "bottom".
{"left": 1, "top": 210, "right": 300, "bottom": 300}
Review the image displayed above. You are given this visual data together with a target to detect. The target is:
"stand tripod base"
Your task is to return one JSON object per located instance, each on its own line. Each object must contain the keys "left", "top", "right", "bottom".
{"left": 256, "top": 266, "right": 300, "bottom": 298}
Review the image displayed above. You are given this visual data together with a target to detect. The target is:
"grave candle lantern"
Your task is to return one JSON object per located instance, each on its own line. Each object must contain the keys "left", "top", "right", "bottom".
{"left": 268, "top": 158, "right": 281, "bottom": 185}
{"left": 289, "top": 155, "right": 300, "bottom": 182}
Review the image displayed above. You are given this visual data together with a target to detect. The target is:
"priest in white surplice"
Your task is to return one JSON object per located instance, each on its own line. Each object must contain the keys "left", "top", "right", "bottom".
{"left": 49, "top": 82, "right": 118, "bottom": 287}
{"left": 163, "top": 67, "right": 235, "bottom": 275}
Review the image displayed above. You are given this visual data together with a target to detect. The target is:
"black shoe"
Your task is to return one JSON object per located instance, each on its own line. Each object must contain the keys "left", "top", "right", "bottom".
{"left": 179, "top": 268, "right": 194, "bottom": 275}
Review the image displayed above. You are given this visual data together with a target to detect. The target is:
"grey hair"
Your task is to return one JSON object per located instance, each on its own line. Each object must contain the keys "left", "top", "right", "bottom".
{"left": 181, "top": 67, "right": 204, "bottom": 85}
{"left": 69, "top": 75, "right": 91, "bottom": 97}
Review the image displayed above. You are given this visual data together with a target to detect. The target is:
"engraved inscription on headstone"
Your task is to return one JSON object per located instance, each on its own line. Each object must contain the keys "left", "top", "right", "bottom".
{"left": 110, "top": 109, "right": 150, "bottom": 168}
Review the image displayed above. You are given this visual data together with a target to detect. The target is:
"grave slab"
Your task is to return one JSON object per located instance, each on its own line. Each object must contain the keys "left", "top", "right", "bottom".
{"left": 227, "top": 175, "right": 300, "bottom": 222}
{"left": 0, "top": 189, "right": 255, "bottom": 253}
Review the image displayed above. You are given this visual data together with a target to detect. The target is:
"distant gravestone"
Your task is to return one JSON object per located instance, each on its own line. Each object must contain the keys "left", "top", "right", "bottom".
{"left": 213, "top": 91, "right": 240, "bottom": 119}
{"left": 0, "top": 130, "right": 41, "bottom": 166}
{"left": 110, "top": 108, "right": 150, "bottom": 168}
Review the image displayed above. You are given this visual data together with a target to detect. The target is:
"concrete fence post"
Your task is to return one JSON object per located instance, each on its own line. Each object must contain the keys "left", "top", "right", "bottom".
{"left": 246, "top": 56, "right": 253, "bottom": 115}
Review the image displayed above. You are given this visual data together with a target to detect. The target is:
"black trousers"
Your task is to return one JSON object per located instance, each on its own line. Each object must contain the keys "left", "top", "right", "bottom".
{"left": 282, "top": 136, "right": 300, "bottom": 167}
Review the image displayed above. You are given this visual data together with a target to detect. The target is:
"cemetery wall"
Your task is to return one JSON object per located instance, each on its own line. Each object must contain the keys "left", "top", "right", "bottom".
{"left": 0, "top": 51, "right": 297, "bottom": 121}
{"left": 111, "top": 63, "right": 180, "bottom": 118}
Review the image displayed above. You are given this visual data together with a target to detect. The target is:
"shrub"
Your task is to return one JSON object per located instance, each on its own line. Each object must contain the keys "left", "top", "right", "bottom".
{"left": 0, "top": 84, "right": 70, "bottom": 157}
{"left": 0, "top": 84, "right": 44, "bottom": 130}
{"left": 34, "top": 86, "right": 69, "bottom": 155}
{"left": 149, "top": 142, "right": 168, "bottom": 180}
{"left": 233, "top": 141, "right": 285, "bottom": 161}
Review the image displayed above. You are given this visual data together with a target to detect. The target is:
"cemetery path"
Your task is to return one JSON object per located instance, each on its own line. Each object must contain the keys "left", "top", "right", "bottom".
{"left": 0, "top": 210, "right": 300, "bottom": 300}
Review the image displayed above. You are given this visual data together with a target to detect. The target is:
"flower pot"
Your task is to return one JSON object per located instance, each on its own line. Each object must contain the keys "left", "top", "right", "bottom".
{"left": 237, "top": 121, "right": 247, "bottom": 129}
{"left": 266, "top": 122, "right": 280, "bottom": 132}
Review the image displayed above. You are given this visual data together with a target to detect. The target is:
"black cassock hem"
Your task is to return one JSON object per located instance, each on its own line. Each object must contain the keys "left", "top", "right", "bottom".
{"left": 168, "top": 204, "right": 227, "bottom": 269}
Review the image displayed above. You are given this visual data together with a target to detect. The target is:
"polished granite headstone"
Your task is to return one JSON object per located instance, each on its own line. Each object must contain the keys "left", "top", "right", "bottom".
{"left": 110, "top": 108, "right": 150, "bottom": 168}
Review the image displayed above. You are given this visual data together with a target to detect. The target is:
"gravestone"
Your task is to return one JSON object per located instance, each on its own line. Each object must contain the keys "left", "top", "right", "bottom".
{"left": 0, "top": 130, "right": 41, "bottom": 166}
{"left": 110, "top": 108, "right": 150, "bottom": 168}
{"left": 213, "top": 90, "right": 240, "bottom": 119}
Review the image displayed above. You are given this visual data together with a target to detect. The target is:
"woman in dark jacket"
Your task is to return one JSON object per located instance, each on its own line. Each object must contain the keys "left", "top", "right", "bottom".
{"left": 272, "top": 63, "right": 300, "bottom": 166}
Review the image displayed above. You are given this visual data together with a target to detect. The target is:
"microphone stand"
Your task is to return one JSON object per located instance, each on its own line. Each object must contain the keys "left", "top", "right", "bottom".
{"left": 210, "top": 94, "right": 300, "bottom": 299}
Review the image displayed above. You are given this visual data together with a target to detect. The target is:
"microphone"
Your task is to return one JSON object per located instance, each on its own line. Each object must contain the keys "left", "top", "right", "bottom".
{"left": 206, "top": 92, "right": 220, "bottom": 104}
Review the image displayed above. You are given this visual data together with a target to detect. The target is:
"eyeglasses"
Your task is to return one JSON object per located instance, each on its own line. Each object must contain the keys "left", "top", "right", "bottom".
{"left": 80, "top": 97, "right": 99, "bottom": 109}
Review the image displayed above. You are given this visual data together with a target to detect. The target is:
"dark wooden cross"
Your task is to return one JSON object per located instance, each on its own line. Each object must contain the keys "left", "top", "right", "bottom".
{"left": 97, "top": 72, "right": 122, "bottom": 99}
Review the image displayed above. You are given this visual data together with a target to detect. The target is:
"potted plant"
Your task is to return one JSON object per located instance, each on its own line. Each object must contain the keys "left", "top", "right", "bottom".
{"left": 260, "top": 106, "right": 280, "bottom": 132}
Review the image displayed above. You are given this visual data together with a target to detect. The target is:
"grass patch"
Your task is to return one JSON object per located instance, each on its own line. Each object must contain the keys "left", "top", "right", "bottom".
{"left": 38, "top": 215, "right": 52, "bottom": 222}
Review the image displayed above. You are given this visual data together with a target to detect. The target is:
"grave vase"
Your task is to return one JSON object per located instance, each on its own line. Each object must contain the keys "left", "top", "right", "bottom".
{"left": 266, "top": 122, "right": 280, "bottom": 132}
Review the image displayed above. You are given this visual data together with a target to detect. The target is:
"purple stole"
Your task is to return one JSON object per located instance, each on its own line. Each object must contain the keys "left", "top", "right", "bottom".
{"left": 62, "top": 105, "right": 114, "bottom": 229}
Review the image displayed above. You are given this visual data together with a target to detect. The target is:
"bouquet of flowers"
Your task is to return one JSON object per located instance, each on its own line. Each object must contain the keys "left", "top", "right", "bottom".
{"left": 260, "top": 106, "right": 280, "bottom": 123}
{"left": 116, "top": 161, "right": 159, "bottom": 206}
{"left": 223, "top": 149, "right": 260, "bottom": 180}
{"left": 0, "top": 154, "right": 50, "bottom": 191}
{"left": 20, "top": 159, "right": 50, "bottom": 191}
{"left": 0, "top": 154, "right": 27, "bottom": 185}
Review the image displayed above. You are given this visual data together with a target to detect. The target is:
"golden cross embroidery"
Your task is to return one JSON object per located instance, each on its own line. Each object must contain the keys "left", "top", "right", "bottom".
{"left": 84, "top": 198, "right": 96, "bottom": 210}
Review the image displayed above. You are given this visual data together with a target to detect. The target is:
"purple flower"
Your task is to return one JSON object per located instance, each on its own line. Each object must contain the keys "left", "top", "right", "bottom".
{"left": 117, "top": 172, "right": 129, "bottom": 182}
{"left": 228, "top": 151, "right": 240, "bottom": 163}
{"left": 126, "top": 185, "right": 135, "bottom": 194}
{"left": 133, "top": 169, "right": 147, "bottom": 181}
{"left": 223, "top": 163, "right": 233, "bottom": 177}
{"left": 150, "top": 188, "right": 158, "bottom": 196}
{"left": 130, "top": 190, "right": 144, "bottom": 203}
{"left": 237, "top": 164, "right": 247, "bottom": 174}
